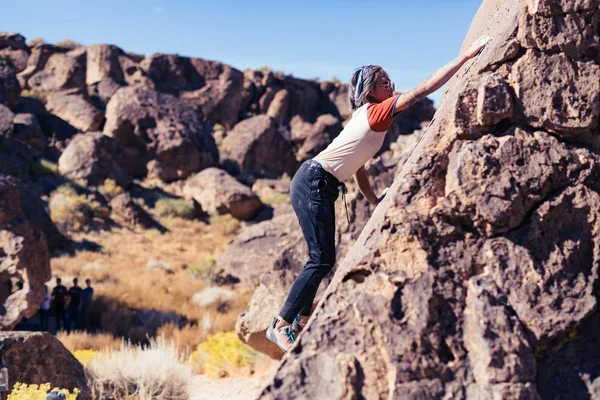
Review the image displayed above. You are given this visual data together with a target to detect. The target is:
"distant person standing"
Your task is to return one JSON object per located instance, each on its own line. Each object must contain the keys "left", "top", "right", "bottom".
{"left": 39, "top": 285, "right": 51, "bottom": 331}
{"left": 51, "top": 278, "right": 67, "bottom": 331}
{"left": 66, "top": 278, "right": 82, "bottom": 333}
{"left": 80, "top": 279, "right": 94, "bottom": 332}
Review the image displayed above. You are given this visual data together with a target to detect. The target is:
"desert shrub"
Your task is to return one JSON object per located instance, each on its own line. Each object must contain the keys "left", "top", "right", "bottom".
{"left": 57, "top": 331, "right": 122, "bottom": 352}
{"left": 49, "top": 185, "right": 109, "bottom": 232}
{"left": 154, "top": 198, "right": 194, "bottom": 220}
{"left": 188, "top": 257, "right": 217, "bottom": 280}
{"left": 99, "top": 178, "right": 124, "bottom": 201}
{"left": 8, "top": 383, "right": 80, "bottom": 400}
{"left": 31, "top": 158, "right": 58, "bottom": 176}
{"left": 209, "top": 213, "right": 241, "bottom": 235}
{"left": 56, "top": 39, "right": 80, "bottom": 49}
{"left": 260, "top": 192, "right": 288, "bottom": 206}
{"left": 187, "top": 331, "right": 264, "bottom": 378}
{"left": 87, "top": 337, "right": 191, "bottom": 400}
{"left": 20, "top": 88, "right": 46, "bottom": 103}
{"left": 27, "top": 37, "right": 45, "bottom": 47}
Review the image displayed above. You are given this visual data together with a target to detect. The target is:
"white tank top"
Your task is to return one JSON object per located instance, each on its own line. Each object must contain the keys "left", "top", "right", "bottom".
{"left": 314, "top": 94, "right": 400, "bottom": 182}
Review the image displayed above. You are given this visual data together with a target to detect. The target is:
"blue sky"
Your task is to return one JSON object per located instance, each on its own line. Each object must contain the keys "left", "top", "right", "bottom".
{"left": 1, "top": 0, "right": 483, "bottom": 105}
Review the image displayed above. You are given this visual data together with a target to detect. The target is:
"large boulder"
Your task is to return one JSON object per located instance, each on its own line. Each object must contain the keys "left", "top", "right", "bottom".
{"left": 0, "top": 135, "right": 32, "bottom": 181}
{"left": 46, "top": 92, "right": 104, "bottom": 132}
{"left": 0, "top": 175, "right": 51, "bottom": 330}
{"left": 283, "top": 76, "right": 321, "bottom": 122}
{"left": 183, "top": 168, "right": 263, "bottom": 221}
{"left": 222, "top": 115, "right": 298, "bottom": 176}
{"left": 109, "top": 193, "right": 155, "bottom": 229}
{"left": 0, "top": 33, "right": 27, "bottom": 50}
{"left": 104, "top": 86, "right": 219, "bottom": 181}
{"left": 259, "top": 0, "right": 600, "bottom": 398}
{"left": 27, "top": 51, "right": 86, "bottom": 94}
{"left": 18, "top": 44, "right": 65, "bottom": 86}
{"left": 58, "top": 132, "right": 132, "bottom": 186}
{"left": 86, "top": 44, "right": 125, "bottom": 85}
{"left": 217, "top": 211, "right": 305, "bottom": 284}
{"left": 0, "top": 104, "right": 13, "bottom": 136}
{"left": 13, "top": 112, "right": 46, "bottom": 150}
{"left": 0, "top": 60, "right": 20, "bottom": 109}
{"left": 140, "top": 54, "right": 244, "bottom": 128}
{"left": 0, "top": 332, "right": 90, "bottom": 399}
{"left": 0, "top": 48, "right": 29, "bottom": 73}
{"left": 290, "top": 114, "right": 343, "bottom": 161}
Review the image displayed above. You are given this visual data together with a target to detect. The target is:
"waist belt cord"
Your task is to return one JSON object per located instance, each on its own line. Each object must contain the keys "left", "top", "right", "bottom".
{"left": 338, "top": 183, "right": 350, "bottom": 224}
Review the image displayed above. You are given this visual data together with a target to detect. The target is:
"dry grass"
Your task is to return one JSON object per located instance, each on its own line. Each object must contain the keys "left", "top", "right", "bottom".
{"left": 154, "top": 198, "right": 195, "bottom": 219}
{"left": 57, "top": 331, "right": 123, "bottom": 352}
{"left": 155, "top": 291, "right": 251, "bottom": 355}
{"left": 51, "top": 217, "right": 250, "bottom": 348}
{"left": 87, "top": 337, "right": 192, "bottom": 400}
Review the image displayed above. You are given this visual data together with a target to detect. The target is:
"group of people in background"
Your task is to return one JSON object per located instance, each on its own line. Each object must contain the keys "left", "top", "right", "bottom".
{"left": 39, "top": 277, "right": 94, "bottom": 333}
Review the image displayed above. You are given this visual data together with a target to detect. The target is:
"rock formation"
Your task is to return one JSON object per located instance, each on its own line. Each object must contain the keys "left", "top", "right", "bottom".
{"left": 259, "top": 0, "right": 600, "bottom": 399}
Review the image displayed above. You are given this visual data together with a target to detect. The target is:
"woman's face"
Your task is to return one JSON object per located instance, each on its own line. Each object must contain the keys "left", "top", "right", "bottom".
{"left": 368, "top": 71, "right": 395, "bottom": 103}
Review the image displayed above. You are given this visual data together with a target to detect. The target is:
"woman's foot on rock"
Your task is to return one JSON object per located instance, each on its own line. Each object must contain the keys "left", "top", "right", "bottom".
{"left": 266, "top": 317, "right": 295, "bottom": 353}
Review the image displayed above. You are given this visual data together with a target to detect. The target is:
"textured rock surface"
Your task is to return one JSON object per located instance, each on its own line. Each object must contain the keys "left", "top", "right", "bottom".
{"left": 183, "top": 168, "right": 263, "bottom": 221}
{"left": 46, "top": 92, "right": 104, "bottom": 132}
{"left": 104, "top": 86, "right": 219, "bottom": 181}
{"left": 0, "top": 175, "right": 51, "bottom": 330}
{"left": 259, "top": 0, "right": 600, "bottom": 398}
{"left": 0, "top": 60, "right": 20, "bottom": 109}
{"left": 58, "top": 132, "right": 132, "bottom": 186}
{"left": 140, "top": 53, "right": 244, "bottom": 128}
{"left": 109, "top": 193, "right": 155, "bottom": 229}
{"left": 0, "top": 332, "right": 90, "bottom": 399}
{"left": 13, "top": 112, "right": 46, "bottom": 150}
{"left": 222, "top": 115, "right": 298, "bottom": 176}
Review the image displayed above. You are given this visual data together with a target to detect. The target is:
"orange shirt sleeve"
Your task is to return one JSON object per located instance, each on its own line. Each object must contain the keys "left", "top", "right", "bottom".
{"left": 367, "top": 94, "right": 401, "bottom": 132}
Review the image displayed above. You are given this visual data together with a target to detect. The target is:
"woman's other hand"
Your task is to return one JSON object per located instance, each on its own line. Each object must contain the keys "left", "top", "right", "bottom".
{"left": 463, "top": 36, "right": 491, "bottom": 59}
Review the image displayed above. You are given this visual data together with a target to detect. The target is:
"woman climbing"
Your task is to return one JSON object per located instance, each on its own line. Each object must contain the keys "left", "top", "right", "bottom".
{"left": 267, "top": 35, "right": 491, "bottom": 353}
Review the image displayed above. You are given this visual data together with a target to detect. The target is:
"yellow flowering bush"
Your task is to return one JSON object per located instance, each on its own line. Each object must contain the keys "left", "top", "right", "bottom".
{"left": 49, "top": 185, "right": 110, "bottom": 232}
{"left": 188, "top": 331, "right": 262, "bottom": 378}
{"left": 72, "top": 349, "right": 101, "bottom": 368}
{"left": 99, "top": 178, "right": 124, "bottom": 201}
{"left": 8, "top": 383, "right": 80, "bottom": 400}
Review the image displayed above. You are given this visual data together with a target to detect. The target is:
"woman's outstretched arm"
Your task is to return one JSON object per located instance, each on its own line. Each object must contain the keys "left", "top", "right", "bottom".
{"left": 393, "top": 36, "right": 491, "bottom": 114}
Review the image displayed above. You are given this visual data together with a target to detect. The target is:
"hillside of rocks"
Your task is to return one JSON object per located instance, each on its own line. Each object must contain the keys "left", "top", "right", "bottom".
{"left": 259, "top": 0, "right": 600, "bottom": 399}
{"left": 0, "top": 32, "right": 434, "bottom": 331}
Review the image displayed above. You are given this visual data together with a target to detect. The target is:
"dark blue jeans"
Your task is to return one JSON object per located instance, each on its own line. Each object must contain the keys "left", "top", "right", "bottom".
{"left": 280, "top": 160, "right": 339, "bottom": 323}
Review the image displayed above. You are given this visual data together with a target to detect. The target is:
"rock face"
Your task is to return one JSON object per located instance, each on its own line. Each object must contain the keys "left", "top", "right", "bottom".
{"left": 46, "top": 93, "right": 104, "bottom": 132}
{"left": 104, "top": 86, "right": 219, "bottom": 181}
{"left": 140, "top": 53, "right": 244, "bottom": 128}
{"left": 0, "top": 175, "right": 51, "bottom": 330}
{"left": 13, "top": 112, "right": 46, "bottom": 150}
{"left": 222, "top": 115, "right": 298, "bottom": 176}
{"left": 217, "top": 211, "right": 306, "bottom": 284}
{"left": 58, "top": 132, "right": 132, "bottom": 186}
{"left": 0, "top": 60, "right": 20, "bottom": 109}
{"left": 27, "top": 51, "right": 86, "bottom": 94}
{"left": 259, "top": 0, "right": 600, "bottom": 399}
{"left": 0, "top": 332, "right": 90, "bottom": 399}
{"left": 109, "top": 193, "right": 155, "bottom": 229}
{"left": 183, "top": 168, "right": 263, "bottom": 221}
{"left": 291, "top": 114, "right": 343, "bottom": 161}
